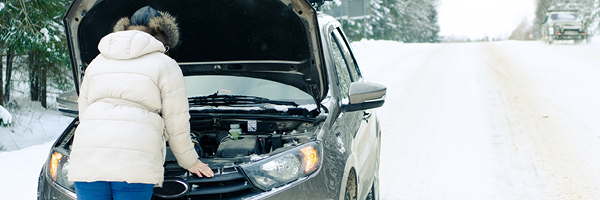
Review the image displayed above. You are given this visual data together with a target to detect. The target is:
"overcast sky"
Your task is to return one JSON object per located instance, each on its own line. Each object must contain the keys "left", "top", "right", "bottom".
{"left": 437, "top": 0, "right": 537, "bottom": 39}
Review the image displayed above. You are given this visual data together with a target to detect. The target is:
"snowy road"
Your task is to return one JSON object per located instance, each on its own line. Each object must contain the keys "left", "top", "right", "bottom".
{"left": 2, "top": 40, "right": 600, "bottom": 200}
{"left": 352, "top": 40, "right": 600, "bottom": 199}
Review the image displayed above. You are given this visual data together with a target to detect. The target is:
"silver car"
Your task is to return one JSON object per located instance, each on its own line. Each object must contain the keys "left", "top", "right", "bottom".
{"left": 38, "top": 0, "right": 386, "bottom": 199}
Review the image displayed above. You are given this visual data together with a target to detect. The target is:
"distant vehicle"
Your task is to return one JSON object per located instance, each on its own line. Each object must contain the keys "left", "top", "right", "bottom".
{"left": 540, "top": 10, "right": 591, "bottom": 44}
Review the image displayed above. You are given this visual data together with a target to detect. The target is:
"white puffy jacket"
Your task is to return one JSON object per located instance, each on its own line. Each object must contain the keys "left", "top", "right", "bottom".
{"left": 68, "top": 30, "right": 198, "bottom": 186}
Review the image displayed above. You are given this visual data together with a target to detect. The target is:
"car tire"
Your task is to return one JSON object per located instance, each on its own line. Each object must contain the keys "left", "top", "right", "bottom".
{"left": 344, "top": 172, "right": 357, "bottom": 200}
{"left": 344, "top": 187, "right": 353, "bottom": 200}
{"left": 365, "top": 182, "right": 376, "bottom": 200}
{"left": 587, "top": 37, "right": 592, "bottom": 44}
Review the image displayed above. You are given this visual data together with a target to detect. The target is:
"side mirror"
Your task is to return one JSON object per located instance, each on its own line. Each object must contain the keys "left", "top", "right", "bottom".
{"left": 341, "top": 82, "right": 386, "bottom": 112}
{"left": 57, "top": 90, "right": 79, "bottom": 117}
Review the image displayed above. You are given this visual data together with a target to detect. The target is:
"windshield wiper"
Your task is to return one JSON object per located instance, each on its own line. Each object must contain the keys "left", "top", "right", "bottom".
{"left": 188, "top": 93, "right": 298, "bottom": 107}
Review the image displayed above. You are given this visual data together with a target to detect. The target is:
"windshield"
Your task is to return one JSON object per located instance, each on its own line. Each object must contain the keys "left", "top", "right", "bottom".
{"left": 551, "top": 13, "right": 578, "bottom": 21}
{"left": 184, "top": 75, "right": 314, "bottom": 105}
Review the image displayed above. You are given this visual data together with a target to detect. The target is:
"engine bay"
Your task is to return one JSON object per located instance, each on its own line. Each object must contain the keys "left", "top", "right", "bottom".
{"left": 164, "top": 109, "right": 325, "bottom": 167}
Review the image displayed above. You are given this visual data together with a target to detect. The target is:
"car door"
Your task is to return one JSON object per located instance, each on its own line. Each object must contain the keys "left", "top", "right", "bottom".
{"left": 329, "top": 27, "right": 378, "bottom": 199}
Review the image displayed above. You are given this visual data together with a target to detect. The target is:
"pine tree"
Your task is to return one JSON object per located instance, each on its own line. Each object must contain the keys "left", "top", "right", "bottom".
{"left": 0, "top": 0, "right": 72, "bottom": 108}
{"left": 322, "top": 0, "right": 441, "bottom": 43}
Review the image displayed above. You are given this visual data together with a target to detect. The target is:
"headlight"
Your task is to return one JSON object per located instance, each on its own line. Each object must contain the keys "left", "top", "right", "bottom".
{"left": 47, "top": 150, "right": 75, "bottom": 191}
{"left": 242, "top": 141, "right": 323, "bottom": 191}
{"left": 548, "top": 27, "right": 554, "bottom": 35}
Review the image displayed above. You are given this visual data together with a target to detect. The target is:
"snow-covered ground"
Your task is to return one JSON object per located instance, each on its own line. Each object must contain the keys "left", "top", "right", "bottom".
{"left": 352, "top": 38, "right": 600, "bottom": 199}
{"left": 2, "top": 38, "right": 600, "bottom": 200}
{"left": 0, "top": 98, "right": 74, "bottom": 151}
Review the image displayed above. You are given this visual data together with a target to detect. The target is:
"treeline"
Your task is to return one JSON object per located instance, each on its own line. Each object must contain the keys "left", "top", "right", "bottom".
{"left": 323, "top": 0, "right": 441, "bottom": 43}
{"left": 0, "top": 0, "right": 73, "bottom": 108}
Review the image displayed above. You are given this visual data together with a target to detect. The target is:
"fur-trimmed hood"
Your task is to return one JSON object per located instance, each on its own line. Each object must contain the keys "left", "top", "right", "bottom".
{"left": 112, "top": 6, "right": 179, "bottom": 50}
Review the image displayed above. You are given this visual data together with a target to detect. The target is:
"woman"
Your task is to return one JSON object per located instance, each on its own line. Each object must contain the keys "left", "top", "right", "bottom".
{"left": 68, "top": 6, "right": 213, "bottom": 200}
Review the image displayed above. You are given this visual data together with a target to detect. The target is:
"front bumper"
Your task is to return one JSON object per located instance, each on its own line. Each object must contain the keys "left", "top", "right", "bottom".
{"left": 551, "top": 32, "right": 587, "bottom": 40}
{"left": 38, "top": 167, "right": 77, "bottom": 200}
{"left": 38, "top": 165, "right": 331, "bottom": 200}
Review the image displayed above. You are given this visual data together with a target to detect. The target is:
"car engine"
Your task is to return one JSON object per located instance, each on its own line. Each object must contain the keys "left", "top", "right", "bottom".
{"left": 164, "top": 109, "right": 323, "bottom": 164}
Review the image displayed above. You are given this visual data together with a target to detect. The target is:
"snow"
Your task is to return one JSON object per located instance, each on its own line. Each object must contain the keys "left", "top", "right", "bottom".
{"left": 0, "top": 98, "right": 73, "bottom": 151}
{"left": 0, "top": 105, "right": 12, "bottom": 125}
{"left": 352, "top": 37, "right": 600, "bottom": 199}
{"left": 0, "top": 141, "right": 55, "bottom": 200}
{"left": 0, "top": 3, "right": 5, "bottom": 12}
{"left": 40, "top": 28, "right": 50, "bottom": 42}
{"left": 3, "top": 38, "right": 600, "bottom": 199}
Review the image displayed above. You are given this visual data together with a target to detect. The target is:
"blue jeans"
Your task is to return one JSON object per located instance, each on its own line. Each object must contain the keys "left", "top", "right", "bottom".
{"left": 74, "top": 181, "right": 154, "bottom": 200}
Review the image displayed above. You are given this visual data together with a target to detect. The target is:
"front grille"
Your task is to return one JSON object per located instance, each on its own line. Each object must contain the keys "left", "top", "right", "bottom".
{"left": 563, "top": 30, "right": 579, "bottom": 35}
{"left": 154, "top": 165, "right": 261, "bottom": 200}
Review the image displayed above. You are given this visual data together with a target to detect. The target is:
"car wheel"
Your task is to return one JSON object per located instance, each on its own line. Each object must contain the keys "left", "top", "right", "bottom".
{"left": 365, "top": 182, "right": 376, "bottom": 200}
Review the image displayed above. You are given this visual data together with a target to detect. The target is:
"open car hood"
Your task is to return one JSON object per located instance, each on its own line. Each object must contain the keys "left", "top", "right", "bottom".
{"left": 63, "top": 0, "right": 327, "bottom": 103}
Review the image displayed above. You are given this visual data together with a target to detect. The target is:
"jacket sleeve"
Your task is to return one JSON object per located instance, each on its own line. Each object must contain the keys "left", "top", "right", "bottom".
{"left": 78, "top": 75, "right": 90, "bottom": 117}
{"left": 159, "top": 58, "right": 199, "bottom": 170}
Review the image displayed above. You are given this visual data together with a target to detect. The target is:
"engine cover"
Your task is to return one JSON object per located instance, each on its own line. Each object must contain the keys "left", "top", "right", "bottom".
{"left": 217, "top": 136, "right": 259, "bottom": 158}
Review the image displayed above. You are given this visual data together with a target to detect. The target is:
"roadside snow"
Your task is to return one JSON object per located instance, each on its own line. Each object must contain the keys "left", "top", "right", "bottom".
{"left": 0, "top": 98, "right": 73, "bottom": 151}
{"left": 0, "top": 105, "right": 12, "bottom": 125}
{"left": 0, "top": 141, "right": 55, "bottom": 200}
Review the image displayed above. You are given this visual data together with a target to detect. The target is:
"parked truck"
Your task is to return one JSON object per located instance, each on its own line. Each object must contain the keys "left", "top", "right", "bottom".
{"left": 541, "top": 10, "right": 591, "bottom": 44}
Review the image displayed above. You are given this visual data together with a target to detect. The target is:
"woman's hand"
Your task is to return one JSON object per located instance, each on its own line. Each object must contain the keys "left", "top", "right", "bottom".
{"left": 188, "top": 160, "right": 214, "bottom": 177}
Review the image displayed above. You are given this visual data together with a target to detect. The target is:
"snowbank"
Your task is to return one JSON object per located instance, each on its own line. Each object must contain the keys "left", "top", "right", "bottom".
{"left": 0, "top": 105, "right": 12, "bottom": 126}
{"left": 0, "top": 140, "right": 55, "bottom": 200}
{"left": 0, "top": 97, "right": 73, "bottom": 151}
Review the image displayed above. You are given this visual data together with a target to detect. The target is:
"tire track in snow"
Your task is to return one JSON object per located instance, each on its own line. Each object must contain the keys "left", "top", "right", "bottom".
{"left": 483, "top": 42, "right": 600, "bottom": 199}
{"left": 375, "top": 42, "right": 520, "bottom": 199}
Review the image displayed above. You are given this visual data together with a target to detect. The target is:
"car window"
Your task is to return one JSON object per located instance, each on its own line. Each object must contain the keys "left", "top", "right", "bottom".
{"left": 551, "top": 13, "right": 577, "bottom": 21}
{"left": 329, "top": 32, "right": 352, "bottom": 98}
{"left": 333, "top": 28, "right": 362, "bottom": 82}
